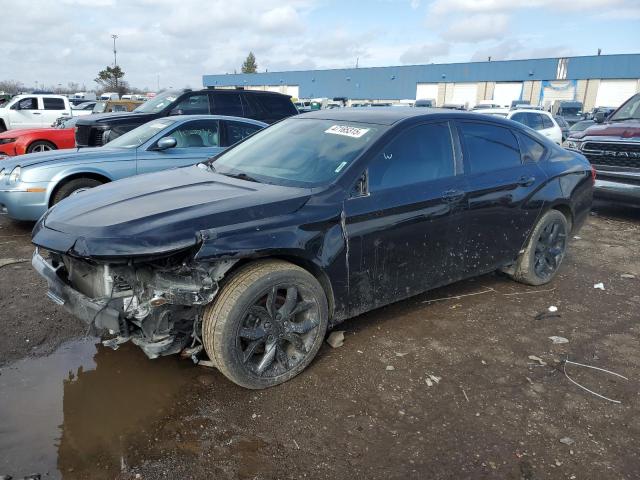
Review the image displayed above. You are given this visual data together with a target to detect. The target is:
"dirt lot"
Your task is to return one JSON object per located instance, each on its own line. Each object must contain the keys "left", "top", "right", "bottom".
{"left": 1, "top": 203, "right": 639, "bottom": 480}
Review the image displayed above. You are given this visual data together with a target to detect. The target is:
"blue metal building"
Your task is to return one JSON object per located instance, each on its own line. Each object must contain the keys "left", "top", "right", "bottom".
{"left": 202, "top": 54, "right": 640, "bottom": 110}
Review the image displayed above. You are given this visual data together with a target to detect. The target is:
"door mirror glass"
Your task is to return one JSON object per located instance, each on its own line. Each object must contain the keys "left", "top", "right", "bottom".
{"left": 156, "top": 137, "right": 177, "bottom": 150}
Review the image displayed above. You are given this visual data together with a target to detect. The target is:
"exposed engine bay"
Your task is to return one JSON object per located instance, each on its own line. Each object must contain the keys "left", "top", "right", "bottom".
{"left": 43, "top": 249, "right": 237, "bottom": 360}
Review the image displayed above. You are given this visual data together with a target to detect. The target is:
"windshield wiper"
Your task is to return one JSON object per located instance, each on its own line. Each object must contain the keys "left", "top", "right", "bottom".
{"left": 221, "top": 172, "right": 261, "bottom": 183}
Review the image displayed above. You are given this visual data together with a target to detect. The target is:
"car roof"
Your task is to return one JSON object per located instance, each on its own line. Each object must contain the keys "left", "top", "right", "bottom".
{"left": 473, "top": 108, "right": 509, "bottom": 114}
{"left": 201, "top": 88, "right": 291, "bottom": 98}
{"left": 509, "top": 108, "right": 550, "bottom": 115}
{"left": 296, "top": 107, "right": 462, "bottom": 125}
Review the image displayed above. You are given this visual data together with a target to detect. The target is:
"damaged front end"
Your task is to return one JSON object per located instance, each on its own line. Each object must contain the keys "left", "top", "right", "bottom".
{"left": 32, "top": 247, "right": 237, "bottom": 359}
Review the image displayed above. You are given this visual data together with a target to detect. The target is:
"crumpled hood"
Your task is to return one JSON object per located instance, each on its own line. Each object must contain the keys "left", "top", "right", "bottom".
{"left": 0, "top": 147, "right": 126, "bottom": 171}
{"left": 574, "top": 120, "right": 640, "bottom": 140}
{"left": 32, "top": 165, "right": 311, "bottom": 258}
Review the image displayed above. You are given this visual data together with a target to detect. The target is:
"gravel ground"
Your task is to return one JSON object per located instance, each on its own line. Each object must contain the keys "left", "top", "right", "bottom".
{"left": 0, "top": 202, "right": 638, "bottom": 479}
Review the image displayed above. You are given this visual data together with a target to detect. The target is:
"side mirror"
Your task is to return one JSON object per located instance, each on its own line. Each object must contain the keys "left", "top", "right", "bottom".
{"left": 169, "top": 108, "right": 183, "bottom": 116}
{"left": 350, "top": 171, "right": 369, "bottom": 198}
{"left": 156, "top": 137, "right": 177, "bottom": 151}
{"left": 594, "top": 112, "right": 606, "bottom": 124}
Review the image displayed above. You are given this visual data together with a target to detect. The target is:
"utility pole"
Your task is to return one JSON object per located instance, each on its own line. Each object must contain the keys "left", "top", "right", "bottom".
{"left": 111, "top": 34, "right": 118, "bottom": 66}
{"left": 157, "top": 74, "right": 160, "bottom": 92}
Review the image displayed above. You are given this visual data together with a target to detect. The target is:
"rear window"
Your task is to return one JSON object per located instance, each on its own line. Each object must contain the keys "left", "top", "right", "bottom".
{"left": 43, "top": 98, "right": 65, "bottom": 110}
{"left": 459, "top": 121, "right": 522, "bottom": 174}
{"left": 541, "top": 115, "right": 554, "bottom": 129}
{"left": 251, "top": 94, "right": 297, "bottom": 117}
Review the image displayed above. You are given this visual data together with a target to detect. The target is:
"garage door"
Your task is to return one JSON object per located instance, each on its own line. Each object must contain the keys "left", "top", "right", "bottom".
{"left": 451, "top": 83, "right": 478, "bottom": 109}
{"left": 541, "top": 81, "right": 575, "bottom": 109}
{"left": 595, "top": 80, "right": 638, "bottom": 107}
{"left": 416, "top": 83, "right": 438, "bottom": 101}
{"left": 493, "top": 83, "right": 522, "bottom": 107}
{"left": 285, "top": 86, "right": 299, "bottom": 98}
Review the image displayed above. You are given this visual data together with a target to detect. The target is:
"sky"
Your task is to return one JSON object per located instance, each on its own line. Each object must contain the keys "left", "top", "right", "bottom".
{"left": 1, "top": 0, "right": 639, "bottom": 92}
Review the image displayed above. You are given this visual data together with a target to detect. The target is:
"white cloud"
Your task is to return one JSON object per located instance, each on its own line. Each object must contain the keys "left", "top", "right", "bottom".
{"left": 441, "top": 13, "right": 509, "bottom": 42}
{"left": 469, "top": 38, "right": 573, "bottom": 62}
{"left": 399, "top": 42, "right": 450, "bottom": 64}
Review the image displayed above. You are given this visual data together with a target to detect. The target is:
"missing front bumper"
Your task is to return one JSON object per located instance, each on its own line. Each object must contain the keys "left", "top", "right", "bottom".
{"left": 32, "top": 249, "right": 121, "bottom": 331}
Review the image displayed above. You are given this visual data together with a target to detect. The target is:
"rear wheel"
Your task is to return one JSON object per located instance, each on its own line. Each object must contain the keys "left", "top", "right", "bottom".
{"left": 202, "top": 260, "right": 328, "bottom": 389}
{"left": 27, "top": 140, "right": 57, "bottom": 154}
{"left": 52, "top": 177, "right": 103, "bottom": 205}
{"left": 508, "top": 209, "right": 569, "bottom": 286}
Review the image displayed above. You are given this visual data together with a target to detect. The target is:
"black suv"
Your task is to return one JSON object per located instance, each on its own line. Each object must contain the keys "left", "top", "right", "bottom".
{"left": 75, "top": 89, "right": 297, "bottom": 147}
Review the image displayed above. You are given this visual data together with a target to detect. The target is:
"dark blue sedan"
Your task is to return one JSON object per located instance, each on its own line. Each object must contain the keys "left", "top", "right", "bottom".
{"left": 32, "top": 108, "right": 593, "bottom": 388}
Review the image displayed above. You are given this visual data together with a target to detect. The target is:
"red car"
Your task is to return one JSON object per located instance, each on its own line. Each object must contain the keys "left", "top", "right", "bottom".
{"left": 0, "top": 125, "right": 75, "bottom": 157}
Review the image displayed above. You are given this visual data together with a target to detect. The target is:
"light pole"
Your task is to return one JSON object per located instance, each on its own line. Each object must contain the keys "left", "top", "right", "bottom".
{"left": 111, "top": 34, "right": 118, "bottom": 67}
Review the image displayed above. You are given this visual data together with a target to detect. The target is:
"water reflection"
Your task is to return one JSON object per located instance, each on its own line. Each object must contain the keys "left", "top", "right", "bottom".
{"left": 0, "top": 338, "right": 200, "bottom": 479}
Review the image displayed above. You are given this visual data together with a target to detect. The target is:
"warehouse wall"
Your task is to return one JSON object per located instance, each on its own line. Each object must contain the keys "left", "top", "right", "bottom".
{"left": 203, "top": 54, "right": 640, "bottom": 104}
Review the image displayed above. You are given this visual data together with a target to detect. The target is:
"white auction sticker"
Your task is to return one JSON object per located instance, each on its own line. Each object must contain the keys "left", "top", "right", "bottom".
{"left": 325, "top": 125, "right": 370, "bottom": 138}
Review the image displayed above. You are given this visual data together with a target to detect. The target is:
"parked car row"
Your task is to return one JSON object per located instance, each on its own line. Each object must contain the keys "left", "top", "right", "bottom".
{"left": 0, "top": 115, "right": 267, "bottom": 220}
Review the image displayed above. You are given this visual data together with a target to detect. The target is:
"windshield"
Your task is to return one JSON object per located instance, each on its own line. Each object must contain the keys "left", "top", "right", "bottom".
{"left": 106, "top": 118, "right": 175, "bottom": 148}
{"left": 609, "top": 94, "right": 640, "bottom": 121}
{"left": 212, "top": 118, "right": 384, "bottom": 187}
{"left": 133, "top": 90, "right": 179, "bottom": 113}
{"left": 569, "top": 120, "right": 593, "bottom": 132}
{"left": 58, "top": 117, "right": 78, "bottom": 129}
{"left": 560, "top": 107, "right": 581, "bottom": 116}
{"left": 92, "top": 101, "right": 107, "bottom": 113}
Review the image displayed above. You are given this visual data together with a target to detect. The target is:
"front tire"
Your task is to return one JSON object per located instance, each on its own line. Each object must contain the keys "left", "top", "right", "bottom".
{"left": 52, "top": 177, "right": 103, "bottom": 205}
{"left": 508, "top": 209, "right": 569, "bottom": 286}
{"left": 27, "top": 140, "right": 56, "bottom": 153}
{"left": 202, "top": 260, "right": 328, "bottom": 389}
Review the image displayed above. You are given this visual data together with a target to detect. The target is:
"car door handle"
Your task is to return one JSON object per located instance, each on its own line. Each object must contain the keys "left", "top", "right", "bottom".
{"left": 518, "top": 175, "right": 536, "bottom": 187}
{"left": 32, "top": 112, "right": 42, "bottom": 115}
{"left": 442, "top": 189, "right": 465, "bottom": 203}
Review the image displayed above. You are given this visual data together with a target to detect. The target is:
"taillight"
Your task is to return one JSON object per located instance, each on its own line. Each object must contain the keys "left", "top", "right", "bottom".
{"left": 590, "top": 165, "right": 597, "bottom": 184}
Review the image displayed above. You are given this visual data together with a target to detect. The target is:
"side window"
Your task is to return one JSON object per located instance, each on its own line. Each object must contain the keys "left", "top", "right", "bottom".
{"left": 173, "top": 94, "right": 210, "bottom": 115}
{"left": 541, "top": 115, "right": 554, "bottom": 129}
{"left": 516, "top": 132, "right": 546, "bottom": 163}
{"left": 43, "top": 98, "right": 65, "bottom": 110}
{"left": 368, "top": 122, "right": 455, "bottom": 191}
{"left": 458, "top": 122, "right": 521, "bottom": 174}
{"left": 163, "top": 120, "right": 219, "bottom": 148}
{"left": 225, "top": 121, "right": 263, "bottom": 146}
{"left": 213, "top": 93, "right": 244, "bottom": 116}
{"left": 15, "top": 97, "right": 38, "bottom": 110}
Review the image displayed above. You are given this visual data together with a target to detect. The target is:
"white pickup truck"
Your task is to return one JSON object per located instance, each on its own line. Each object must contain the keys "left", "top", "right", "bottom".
{"left": 0, "top": 94, "right": 72, "bottom": 131}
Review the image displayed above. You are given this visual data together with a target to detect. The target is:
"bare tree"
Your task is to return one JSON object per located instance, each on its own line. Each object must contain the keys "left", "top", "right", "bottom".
{"left": 0, "top": 80, "right": 23, "bottom": 94}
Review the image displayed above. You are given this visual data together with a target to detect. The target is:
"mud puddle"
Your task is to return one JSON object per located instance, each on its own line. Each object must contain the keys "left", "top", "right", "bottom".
{"left": 0, "top": 337, "right": 201, "bottom": 479}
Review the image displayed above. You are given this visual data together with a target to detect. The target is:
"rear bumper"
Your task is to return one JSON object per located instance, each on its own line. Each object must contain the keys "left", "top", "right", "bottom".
{"left": 31, "top": 249, "right": 121, "bottom": 331}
